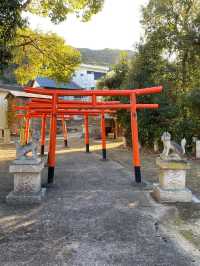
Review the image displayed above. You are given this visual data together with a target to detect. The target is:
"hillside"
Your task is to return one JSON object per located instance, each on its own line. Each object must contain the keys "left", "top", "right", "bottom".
{"left": 78, "top": 48, "right": 134, "bottom": 66}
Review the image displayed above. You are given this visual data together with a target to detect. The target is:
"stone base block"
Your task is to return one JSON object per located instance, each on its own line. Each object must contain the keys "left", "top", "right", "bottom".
{"left": 6, "top": 188, "right": 46, "bottom": 205}
{"left": 153, "top": 184, "right": 192, "bottom": 203}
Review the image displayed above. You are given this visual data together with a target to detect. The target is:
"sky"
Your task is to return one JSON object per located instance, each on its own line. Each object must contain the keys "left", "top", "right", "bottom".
{"left": 25, "top": 0, "right": 148, "bottom": 50}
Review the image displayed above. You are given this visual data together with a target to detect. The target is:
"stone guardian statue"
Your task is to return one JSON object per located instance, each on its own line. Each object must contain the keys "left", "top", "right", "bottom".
{"left": 160, "top": 132, "right": 186, "bottom": 160}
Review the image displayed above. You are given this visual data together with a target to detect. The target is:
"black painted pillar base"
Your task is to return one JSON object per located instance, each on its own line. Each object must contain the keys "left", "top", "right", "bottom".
{"left": 86, "top": 143, "right": 90, "bottom": 153}
{"left": 41, "top": 145, "right": 45, "bottom": 155}
{"left": 48, "top": 166, "right": 54, "bottom": 184}
{"left": 134, "top": 166, "right": 142, "bottom": 183}
{"left": 64, "top": 139, "right": 68, "bottom": 147}
{"left": 102, "top": 148, "right": 107, "bottom": 160}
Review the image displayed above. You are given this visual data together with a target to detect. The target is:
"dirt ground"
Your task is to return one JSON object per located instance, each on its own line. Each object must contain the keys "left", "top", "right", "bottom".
{"left": 0, "top": 132, "right": 200, "bottom": 263}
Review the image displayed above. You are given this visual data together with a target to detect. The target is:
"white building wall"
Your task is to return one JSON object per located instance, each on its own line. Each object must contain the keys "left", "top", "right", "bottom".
{"left": 72, "top": 64, "right": 109, "bottom": 89}
{"left": 72, "top": 69, "right": 95, "bottom": 89}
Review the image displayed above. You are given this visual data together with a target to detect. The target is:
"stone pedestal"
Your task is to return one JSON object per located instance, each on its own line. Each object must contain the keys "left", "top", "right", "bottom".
{"left": 153, "top": 158, "right": 192, "bottom": 202}
{"left": 196, "top": 140, "right": 200, "bottom": 159}
{"left": 154, "top": 140, "right": 159, "bottom": 153}
{"left": 3, "top": 129, "right": 10, "bottom": 144}
{"left": 7, "top": 159, "right": 45, "bottom": 204}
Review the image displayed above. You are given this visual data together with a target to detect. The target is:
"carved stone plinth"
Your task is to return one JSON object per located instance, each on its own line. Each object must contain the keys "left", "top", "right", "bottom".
{"left": 7, "top": 159, "right": 45, "bottom": 204}
{"left": 153, "top": 158, "right": 192, "bottom": 202}
{"left": 196, "top": 140, "right": 200, "bottom": 159}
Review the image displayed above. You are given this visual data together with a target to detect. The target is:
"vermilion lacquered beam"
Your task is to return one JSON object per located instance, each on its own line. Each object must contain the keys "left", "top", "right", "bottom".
{"left": 24, "top": 86, "right": 162, "bottom": 96}
{"left": 15, "top": 106, "right": 116, "bottom": 114}
{"left": 17, "top": 113, "right": 72, "bottom": 119}
{"left": 31, "top": 98, "right": 120, "bottom": 105}
{"left": 26, "top": 103, "right": 159, "bottom": 110}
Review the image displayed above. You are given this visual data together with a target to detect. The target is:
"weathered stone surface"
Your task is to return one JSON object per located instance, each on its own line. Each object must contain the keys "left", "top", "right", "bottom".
{"left": 154, "top": 158, "right": 192, "bottom": 202}
{"left": 153, "top": 184, "right": 192, "bottom": 203}
{"left": 196, "top": 140, "right": 200, "bottom": 159}
{"left": 156, "top": 157, "right": 190, "bottom": 170}
{"left": 154, "top": 140, "right": 159, "bottom": 152}
{"left": 159, "top": 169, "right": 186, "bottom": 190}
{"left": 6, "top": 188, "right": 46, "bottom": 204}
{"left": 7, "top": 160, "right": 45, "bottom": 204}
{"left": 14, "top": 172, "right": 41, "bottom": 193}
{"left": 10, "top": 160, "right": 44, "bottom": 172}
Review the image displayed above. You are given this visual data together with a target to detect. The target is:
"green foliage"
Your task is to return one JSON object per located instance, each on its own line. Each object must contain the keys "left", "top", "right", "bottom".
{"left": 0, "top": 0, "right": 104, "bottom": 72}
{"left": 0, "top": 0, "right": 25, "bottom": 69}
{"left": 141, "top": 0, "right": 200, "bottom": 90}
{"left": 187, "top": 88, "right": 200, "bottom": 116}
{"left": 26, "top": 0, "right": 104, "bottom": 23}
{"left": 10, "top": 28, "right": 81, "bottom": 84}
{"left": 98, "top": 51, "right": 129, "bottom": 89}
{"left": 97, "top": 1, "right": 200, "bottom": 149}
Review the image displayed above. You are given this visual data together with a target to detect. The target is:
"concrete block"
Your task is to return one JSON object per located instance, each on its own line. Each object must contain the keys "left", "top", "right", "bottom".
{"left": 153, "top": 157, "right": 192, "bottom": 203}
{"left": 6, "top": 188, "right": 46, "bottom": 204}
{"left": 156, "top": 158, "right": 190, "bottom": 170}
{"left": 153, "top": 184, "right": 192, "bottom": 203}
{"left": 7, "top": 160, "right": 45, "bottom": 204}
{"left": 159, "top": 169, "right": 186, "bottom": 190}
{"left": 196, "top": 140, "right": 200, "bottom": 159}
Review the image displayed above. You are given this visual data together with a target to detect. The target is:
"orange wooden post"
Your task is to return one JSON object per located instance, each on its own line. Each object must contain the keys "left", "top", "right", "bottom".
{"left": 62, "top": 117, "right": 68, "bottom": 147}
{"left": 25, "top": 115, "right": 30, "bottom": 144}
{"left": 41, "top": 114, "right": 46, "bottom": 155}
{"left": 84, "top": 114, "right": 89, "bottom": 153}
{"left": 101, "top": 112, "right": 107, "bottom": 160}
{"left": 130, "top": 93, "right": 141, "bottom": 183}
{"left": 48, "top": 94, "right": 57, "bottom": 183}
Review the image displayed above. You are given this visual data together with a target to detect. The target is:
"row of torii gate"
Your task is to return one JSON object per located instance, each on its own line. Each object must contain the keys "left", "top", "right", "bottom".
{"left": 16, "top": 86, "right": 162, "bottom": 184}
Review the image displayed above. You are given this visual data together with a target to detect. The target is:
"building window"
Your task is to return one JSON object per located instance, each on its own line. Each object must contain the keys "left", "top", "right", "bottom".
{"left": 94, "top": 72, "right": 105, "bottom": 80}
{"left": 87, "top": 71, "right": 93, "bottom": 74}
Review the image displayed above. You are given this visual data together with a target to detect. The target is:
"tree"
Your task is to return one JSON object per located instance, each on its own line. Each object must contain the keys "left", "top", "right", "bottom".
{"left": 141, "top": 0, "right": 200, "bottom": 91}
{"left": 0, "top": 0, "right": 104, "bottom": 71}
{"left": 0, "top": 0, "right": 24, "bottom": 69}
{"left": 25, "top": 0, "right": 104, "bottom": 23}
{"left": 122, "top": 41, "right": 180, "bottom": 146}
{"left": 98, "top": 51, "right": 129, "bottom": 89}
{"left": 11, "top": 28, "right": 81, "bottom": 84}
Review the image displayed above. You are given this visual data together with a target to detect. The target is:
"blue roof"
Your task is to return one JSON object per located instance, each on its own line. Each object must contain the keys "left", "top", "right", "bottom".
{"left": 35, "top": 77, "right": 82, "bottom": 90}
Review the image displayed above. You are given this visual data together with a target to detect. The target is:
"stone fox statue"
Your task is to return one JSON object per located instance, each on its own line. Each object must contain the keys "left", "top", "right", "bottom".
{"left": 161, "top": 132, "right": 186, "bottom": 160}
{"left": 16, "top": 130, "right": 40, "bottom": 160}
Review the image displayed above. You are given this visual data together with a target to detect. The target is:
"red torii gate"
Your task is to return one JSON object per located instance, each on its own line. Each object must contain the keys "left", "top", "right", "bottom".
{"left": 16, "top": 107, "right": 114, "bottom": 158}
{"left": 16, "top": 100, "right": 117, "bottom": 158}
{"left": 16, "top": 86, "right": 162, "bottom": 185}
